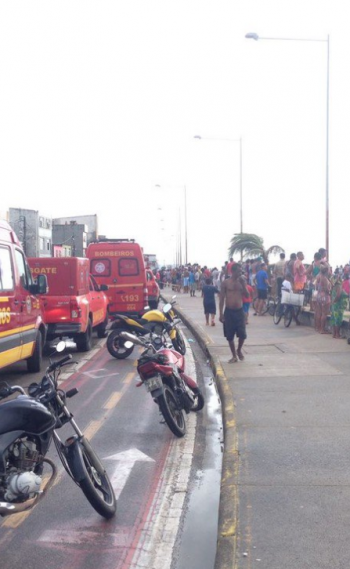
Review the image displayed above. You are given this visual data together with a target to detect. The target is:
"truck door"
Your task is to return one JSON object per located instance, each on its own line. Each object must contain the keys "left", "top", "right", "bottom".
{"left": 0, "top": 244, "right": 22, "bottom": 368}
{"left": 89, "top": 275, "right": 104, "bottom": 327}
{"left": 115, "top": 257, "right": 146, "bottom": 315}
{"left": 14, "top": 248, "right": 41, "bottom": 360}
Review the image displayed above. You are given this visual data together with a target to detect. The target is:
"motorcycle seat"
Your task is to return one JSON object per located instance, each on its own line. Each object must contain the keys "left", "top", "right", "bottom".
{"left": 133, "top": 317, "right": 150, "bottom": 326}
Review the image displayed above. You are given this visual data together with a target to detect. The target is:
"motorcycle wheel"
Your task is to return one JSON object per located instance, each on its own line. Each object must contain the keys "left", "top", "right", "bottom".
{"left": 172, "top": 329, "right": 186, "bottom": 355}
{"left": 78, "top": 443, "right": 116, "bottom": 519}
{"left": 191, "top": 389, "right": 205, "bottom": 412}
{"left": 158, "top": 384, "right": 187, "bottom": 437}
{"left": 107, "top": 329, "right": 134, "bottom": 359}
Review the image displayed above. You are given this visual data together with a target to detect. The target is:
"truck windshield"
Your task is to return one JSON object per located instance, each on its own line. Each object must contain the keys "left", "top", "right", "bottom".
{"left": 0, "top": 246, "right": 14, "bottom": 291}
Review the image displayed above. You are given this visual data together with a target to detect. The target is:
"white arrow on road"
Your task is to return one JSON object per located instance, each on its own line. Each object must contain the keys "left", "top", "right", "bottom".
{"left": 105, "top": 448, "right": 155, "bottom": 499}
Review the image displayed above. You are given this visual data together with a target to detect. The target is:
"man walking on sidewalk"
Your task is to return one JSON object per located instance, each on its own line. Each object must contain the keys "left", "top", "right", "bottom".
{"left": 219, "top": 264, "right": 249, "bottom": 363}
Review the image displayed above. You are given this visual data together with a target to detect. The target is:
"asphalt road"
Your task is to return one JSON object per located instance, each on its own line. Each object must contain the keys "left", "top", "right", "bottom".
{"left": 0, "top": 329, "right": 222, "bottom": 569}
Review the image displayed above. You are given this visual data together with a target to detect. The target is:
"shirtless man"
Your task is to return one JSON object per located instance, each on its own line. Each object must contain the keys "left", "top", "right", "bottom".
{"left": 219, "top": 264, "right": 249, "bottom": 363}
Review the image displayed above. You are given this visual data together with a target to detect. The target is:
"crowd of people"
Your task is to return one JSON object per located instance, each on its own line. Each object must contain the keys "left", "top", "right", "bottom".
{"left": 155, "top": 247, "right": 350, "bottom": 341}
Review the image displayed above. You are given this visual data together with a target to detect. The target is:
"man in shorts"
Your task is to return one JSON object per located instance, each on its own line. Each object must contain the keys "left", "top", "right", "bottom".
{"left": 219, "top": 264, "right": 249, "bottom": 363}
{"left": 254, "top": 263, "right": 270, "bottom": 315}
{"left": 189, "top": 269, "right": 196, "bottom": 297}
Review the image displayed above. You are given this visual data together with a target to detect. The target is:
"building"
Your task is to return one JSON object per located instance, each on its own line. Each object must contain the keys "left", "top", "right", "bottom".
{"left": 9, "top": 208, "right": 52, "bottom": 257}
{"left": 52, "top": 221, "right": 88, "bottom": 258}
{"left": 52, "top": 215, "right": 98, "bottom": 246}
{"left": 52, "top": 244, "right": 72, "bottom": 257}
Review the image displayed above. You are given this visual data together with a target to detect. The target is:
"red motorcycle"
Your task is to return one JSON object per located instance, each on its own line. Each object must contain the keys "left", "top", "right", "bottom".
{"left": 119, "top": 332, "right": 204, "bottom": 437}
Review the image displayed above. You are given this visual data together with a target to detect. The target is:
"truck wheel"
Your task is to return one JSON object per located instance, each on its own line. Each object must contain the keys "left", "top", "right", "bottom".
{"left": 97, "top": 315, "right": 109, "bottom": 339}
{"left": 148, "top": 300, "right": 159, "bottom": 309}
{"left": 27, "top": 331, "right": 43, "bottom": 373}
{"left": 76, "top": 319, "right": 93, "bottom": 352}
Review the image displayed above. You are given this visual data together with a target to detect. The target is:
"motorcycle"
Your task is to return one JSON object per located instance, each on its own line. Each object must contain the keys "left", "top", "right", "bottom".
{"left": 119, "top": 331, "right": 204, "bottom": 438}
{"left": 0, "top": 342, "right": 116, "bottom": 519}
{"left": 106, "top": 296, "right": 186, "bottom": 360}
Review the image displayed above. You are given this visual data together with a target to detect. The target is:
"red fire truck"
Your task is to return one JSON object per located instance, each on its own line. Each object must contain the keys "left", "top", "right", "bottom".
{"left": 28, "top": 257, "right": 109, "bottom": 351}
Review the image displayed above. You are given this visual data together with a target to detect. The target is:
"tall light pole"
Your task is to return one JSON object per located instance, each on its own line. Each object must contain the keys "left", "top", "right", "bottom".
{"left": 155, "top": 184, "right": 188, "bottom": 265}
{"left": 194, "top": 135, "right": 243, "bottom": 234}
{"left": 246, "top": 32, "right": 330, "bottom": 259}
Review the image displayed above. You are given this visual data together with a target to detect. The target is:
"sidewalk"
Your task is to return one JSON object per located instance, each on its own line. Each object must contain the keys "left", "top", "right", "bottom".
{"left": 162, "top": 289, "right": 350, "bottom": 569}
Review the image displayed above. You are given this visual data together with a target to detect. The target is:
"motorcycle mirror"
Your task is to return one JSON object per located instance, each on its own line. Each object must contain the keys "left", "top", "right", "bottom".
{"left": 163, "top": 303, "right": 172, "bottom": 314}
{"left": 144, "top": 306, "right": 150, "bottom": 311}
{"left": 56, "top": 341, "right": 66, "bottom": 353}
{"left": 171, "top": 295, "right": 177, "bottom": 300}
{"left": 124, "top": 341, "right": 134, "bottom": 349}
{"left": 28, "top": 382, "right": 40, "bottom": 397}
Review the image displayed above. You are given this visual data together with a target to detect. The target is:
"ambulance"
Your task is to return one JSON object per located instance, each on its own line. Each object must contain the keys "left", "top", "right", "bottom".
{"left": 87, "top": 239, "right": 148, "bottom": 317}
{"left": 0, "top": 220, "right": 47, "bottom": 372}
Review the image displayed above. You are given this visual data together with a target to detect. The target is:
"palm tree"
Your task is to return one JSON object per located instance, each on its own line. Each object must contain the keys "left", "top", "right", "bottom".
{"left": 229, "top": 233, "right": 284, "bottom": 264}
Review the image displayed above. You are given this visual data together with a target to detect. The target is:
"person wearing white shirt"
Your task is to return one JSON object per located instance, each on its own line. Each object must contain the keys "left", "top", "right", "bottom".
{"left": 282, "top": 278, "right": 292, "bottom": 292}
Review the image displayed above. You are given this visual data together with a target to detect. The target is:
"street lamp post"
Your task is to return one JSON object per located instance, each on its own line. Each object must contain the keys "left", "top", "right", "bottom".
{"left": 246, "top": 32, "right": 330, "bottom": 259}
{"left": 155, "top": 184, "right": 188, "bottom": 265}
{"left": 194, "top": 135, "right": 243, "bottom": 234}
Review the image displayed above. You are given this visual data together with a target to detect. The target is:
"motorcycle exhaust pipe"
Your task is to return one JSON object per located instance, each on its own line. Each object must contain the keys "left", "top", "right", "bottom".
{"left": 0, "top": 498, "right": 37, "bottom": 516}
{"left": 119, "top": 331, "right": 146, "bottom": 347}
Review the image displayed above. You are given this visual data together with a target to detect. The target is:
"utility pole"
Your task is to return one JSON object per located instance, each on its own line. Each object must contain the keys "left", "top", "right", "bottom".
{"left": 184, "top": 186, "right": 188, "bottom": 264}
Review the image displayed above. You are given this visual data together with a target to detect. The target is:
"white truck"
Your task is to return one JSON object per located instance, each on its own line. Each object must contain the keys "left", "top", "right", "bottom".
{"left": 144, "top": 254, "right": 159, "bottom": 271}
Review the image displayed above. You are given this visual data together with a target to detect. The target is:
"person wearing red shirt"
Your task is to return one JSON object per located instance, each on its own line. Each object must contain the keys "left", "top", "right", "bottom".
{"left": 226, "top": 257, "right": 236, "bottom": 277}
{"left": 342, "top": 275, "right": 350, "bottom": 297}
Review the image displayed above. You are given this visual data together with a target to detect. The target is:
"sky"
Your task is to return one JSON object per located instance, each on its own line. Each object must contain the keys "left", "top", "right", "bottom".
{"left": 0, "top": 1, "right": 348, "bottom": 267}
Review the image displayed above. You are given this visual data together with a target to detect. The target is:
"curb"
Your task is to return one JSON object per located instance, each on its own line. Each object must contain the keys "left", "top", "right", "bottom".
{"left": 161, "top": 294, "right": 238, "bottom": 569}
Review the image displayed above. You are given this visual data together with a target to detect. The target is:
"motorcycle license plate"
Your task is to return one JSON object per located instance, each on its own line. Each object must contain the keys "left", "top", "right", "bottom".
{"left": 145, "top": 376, "right": 163, "bottom": 393}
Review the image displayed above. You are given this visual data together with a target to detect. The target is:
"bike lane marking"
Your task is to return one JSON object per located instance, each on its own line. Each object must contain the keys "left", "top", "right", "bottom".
{"left": 1, "top": 336, "right": 200, "bottom": 569}
{"left": 34, "top": 338, "right": 198, "bottom": 569}
{"left": 105, "top": 449, "right": 155, "bottom": 500}
{"left": 0, "top": 353, "right": 135, "bottom": 533}
{"left": 123, "top": 371, "right": 136, "bottom": 384}
{"left": 103, "top": 391, "right": 122, "bottom": 409}
{"left": 118, "top": 337, "right": 197, "bottom": 569}
{"left": 36, "top": 450, "right": 156, "bottom": 547}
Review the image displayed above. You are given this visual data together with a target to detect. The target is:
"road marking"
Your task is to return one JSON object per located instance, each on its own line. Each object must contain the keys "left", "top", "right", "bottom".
{"left": 38, "top": 528, "right": 130, "bottom": 547}
{"left": 1, "top": 509, "right": 31, "bottom": 529}
{"left": 79, "top": 367, "right": 119, "bottom": 379}
{"left": 123, "top": 371, "right": 135, "bottom": 384}
{"left": 105, "top": 448, "right": 155, "bottom": 499}
{"left": 83, "top": 419, "right": 103, "bottom": 440}
{"left": 0, "top": 343, "right": 133, "bottom": 533}
{"left": 127, "top": 336, "right": 198, "bottom": 569}
{"left": 103, "top": 391, "right": 121, "bottom": 409}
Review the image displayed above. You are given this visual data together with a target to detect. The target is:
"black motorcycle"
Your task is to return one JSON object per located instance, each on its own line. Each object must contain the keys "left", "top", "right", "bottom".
{"left": 0, "top": 342, "right": 116, "bottom": 519}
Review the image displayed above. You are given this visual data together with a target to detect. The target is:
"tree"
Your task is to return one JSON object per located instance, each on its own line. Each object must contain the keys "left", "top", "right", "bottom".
{"left": 229, "top": 233, "right": 284, "bottom": 264}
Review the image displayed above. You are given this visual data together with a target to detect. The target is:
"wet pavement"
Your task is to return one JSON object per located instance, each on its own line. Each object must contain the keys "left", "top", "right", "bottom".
{"left": 174, "top": 335, "right": 223, "bottom": 569}
{"left": 162, "top": 288, "right": 350, "bottom": 569}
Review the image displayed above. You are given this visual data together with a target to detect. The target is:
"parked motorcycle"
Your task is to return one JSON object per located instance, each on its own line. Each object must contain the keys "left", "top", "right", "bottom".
{"left": 119, "top": 331, "right": 204, "bottom": 437}
{"left": 0, "top": 342, "right": 116, "bottom": 519}
{"left": 106, "top": 297, "right": 186, "bottom": 359}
